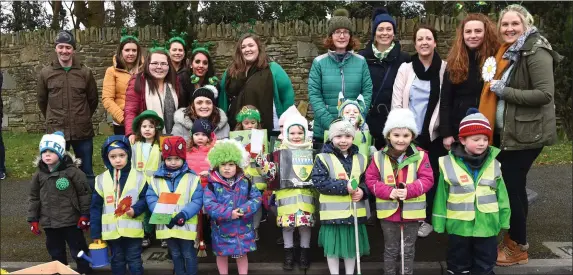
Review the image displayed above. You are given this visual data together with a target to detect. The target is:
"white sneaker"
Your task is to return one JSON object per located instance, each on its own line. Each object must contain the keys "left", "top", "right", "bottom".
{"left": 418, "top": 221, "right": 433, "bottom": 237}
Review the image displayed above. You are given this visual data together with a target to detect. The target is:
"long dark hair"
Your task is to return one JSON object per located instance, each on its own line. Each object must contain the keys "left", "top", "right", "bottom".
{"left": 115, "top": 38, "right": 142, "bottom": 71}
{"left": 168, "top": 41, "right": 188, "bottom": 70}
{"left": 135, "top": 118, "right": 161, "bottom": 143}
{"left": 189, "top": 51, "right": 215, "bottom": 86}
{"left": 134, "top": 51, "right": 179, "bottom": 96}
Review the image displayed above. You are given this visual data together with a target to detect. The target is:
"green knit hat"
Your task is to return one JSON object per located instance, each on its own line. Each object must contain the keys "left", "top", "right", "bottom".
{"left": 132, "top": 110, "right": 164, "bottom": 134}
{"left": 207, "top": 139, "right": 250, "bottom": 169}
{"left": 236, "top": 106, "right": 261, "bottom": 123}
{"left": 328, "top": 8, "right": 354, "bottom": 35}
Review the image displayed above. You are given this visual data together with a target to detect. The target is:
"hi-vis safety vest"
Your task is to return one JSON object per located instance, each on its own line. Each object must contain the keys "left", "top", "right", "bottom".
{"left": 95, "top": 170, "right": 145, "bottom": 240}
{"left": 439, "top": 155, "right": 500, "bottom": 221}
{"left": 131, "top": 142, "right": 161, "bottom": 182}
{"left": 275, "top": 188, "right": 315, "bottom": 217}
{"left": 150, "top": 173, "right": 199, "bottom": 240}
{"left": 316, "top": 153, "right": 367, "bottom": 221}
{"left": 373, "top": 148, "right": 426, "bottom": 219}
{"left": 245, "top": 160, "right": 267, "bottom": 191}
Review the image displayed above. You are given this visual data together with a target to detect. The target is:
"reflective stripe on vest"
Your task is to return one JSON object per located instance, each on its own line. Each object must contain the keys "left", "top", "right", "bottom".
{"left": 131, "top": 142, "right": 161, "bottom": 182}
{"left": 95, "top": 170, "right": 145, "bottom": 240}
{"left": 373, "top": 147, "right": 426, "bottom": 219}
{"left": 439, "top": 155, "right": 500, "bottom": 221}
{"left": 275, "top": 188, "right": 315, "bottom": 216}
{"left": 316, "top": 153, "right": 367, "bottom": 220}
{"left": 150, "top": 173, "right": 199, "bottom": 240}
{"left": 245, "top": 161, "right": 267, "bottom": 191}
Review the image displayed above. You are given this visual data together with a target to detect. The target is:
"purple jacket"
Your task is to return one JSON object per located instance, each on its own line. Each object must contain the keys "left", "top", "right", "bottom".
{"left": 203, "top": 170, "right": 262, "bottom": 256}
{"left": 365, "top": 146, "right": 434, "bottom": 222}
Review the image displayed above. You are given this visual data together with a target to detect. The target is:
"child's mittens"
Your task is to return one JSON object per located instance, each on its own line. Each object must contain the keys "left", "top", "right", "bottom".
{"left": 77, "top": 215, "right": 90, "bottom": 231}
{"left": 169, "top": 212, "right": 186, "bottom": 228}
{"left": 29, "top": 221, "right": 41, "bottom": 236}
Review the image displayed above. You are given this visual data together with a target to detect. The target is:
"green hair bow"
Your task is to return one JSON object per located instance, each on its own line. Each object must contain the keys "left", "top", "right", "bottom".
{"left": 149, "top": 39, "right": 169, "bottom": 55}
{"left": 191, "top": 39, "right": 214, "bottom": 55}
{"left": 167, "top": 29, "right": 188, "bottom": 48}
{"left": 120, "top": 28, "right": 139, "bottom": 43}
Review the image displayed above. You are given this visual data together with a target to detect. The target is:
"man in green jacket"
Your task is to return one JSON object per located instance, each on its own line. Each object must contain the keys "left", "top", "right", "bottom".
{"left": 433, "top": 109, "right": 510, "bottom": 275}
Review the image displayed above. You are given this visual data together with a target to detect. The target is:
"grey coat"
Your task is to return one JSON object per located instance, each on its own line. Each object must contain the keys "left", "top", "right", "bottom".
{"left": 171, "top": 107, "right": 230, "bottom": 141}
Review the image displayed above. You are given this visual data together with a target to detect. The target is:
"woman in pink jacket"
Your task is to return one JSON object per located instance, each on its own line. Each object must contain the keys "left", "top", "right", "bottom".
{"left": 365, "top": 108, "right": 434, "bottom": 275}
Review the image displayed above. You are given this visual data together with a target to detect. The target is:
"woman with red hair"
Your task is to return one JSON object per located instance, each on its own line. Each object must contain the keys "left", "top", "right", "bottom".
{"left": 439, "top": 14, "right": 500, "bottom": 151}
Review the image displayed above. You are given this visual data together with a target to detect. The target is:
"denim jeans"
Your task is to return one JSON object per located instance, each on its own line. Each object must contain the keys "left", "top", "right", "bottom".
{"left": 447, "top": 234, "right": 497, "bottom": 275}
{"left": 166, "top": 238, "right": 197, "bottom": 275}
{"left": 66, "top": 138, "right": 95, "bottom": 190}
{"left": 44, "top": 226, "right": 91, "bottom": 274}
{"left": 108, "top": 237, "right": 144, "bottom": 275}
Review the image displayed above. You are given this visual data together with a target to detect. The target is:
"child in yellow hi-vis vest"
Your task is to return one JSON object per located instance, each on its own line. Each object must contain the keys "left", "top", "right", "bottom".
{"left": 433, "top": 108, "right": 510, "bottom": 274}
{"left": 91, "top": 135, "right": 148, "bottom": 275}
{"left": 365, "top": 108, "right": 434, "bottom": 275}
{"left": 146, "top": 136, "right": 204, "bottom": 275}
{"left": 312, "top": 119, "right": 370, "bottom": 275}
{"left": 131, "top": 110, "right": 164, "bottom": 248}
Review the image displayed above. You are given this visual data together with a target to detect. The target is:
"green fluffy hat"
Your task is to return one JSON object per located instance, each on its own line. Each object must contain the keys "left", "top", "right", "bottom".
{"left": 328, "top": 8, "right": 354, "bottom": 35}
{"left": 207, "top": 139, "right": 250, "bottom": 169}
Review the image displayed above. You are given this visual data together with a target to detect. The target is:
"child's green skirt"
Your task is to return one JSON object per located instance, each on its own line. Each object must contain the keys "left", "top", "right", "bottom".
{"left": 318, "top": 224, "right": 370, "bottom": 258}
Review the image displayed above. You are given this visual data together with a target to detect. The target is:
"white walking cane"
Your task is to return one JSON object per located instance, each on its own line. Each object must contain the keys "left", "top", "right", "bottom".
{"left": 398, "top": 182, "right": 406, "bottom": 275}
{"left": 350, "top": 178, "right": 361, "bottom": 275}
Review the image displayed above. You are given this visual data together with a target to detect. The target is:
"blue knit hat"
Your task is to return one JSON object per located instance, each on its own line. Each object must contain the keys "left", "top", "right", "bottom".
{"left": 371, "top": 7, "right": 397, "bottom": 41}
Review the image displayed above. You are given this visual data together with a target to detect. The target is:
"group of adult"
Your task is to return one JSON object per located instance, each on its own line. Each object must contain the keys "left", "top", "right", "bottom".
{"left": 37, "top": 3, "right": 559, "bottom": 266}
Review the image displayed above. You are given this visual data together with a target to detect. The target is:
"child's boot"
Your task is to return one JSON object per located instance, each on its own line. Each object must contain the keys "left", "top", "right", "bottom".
{"left": 299, "top": 247, "right": 310, "bottom": 269}
{"left": 283, "top": 248, "right": 295, "bottom": 270}
{"left": 496, "top": 238, "right": 529, "bottom": 266}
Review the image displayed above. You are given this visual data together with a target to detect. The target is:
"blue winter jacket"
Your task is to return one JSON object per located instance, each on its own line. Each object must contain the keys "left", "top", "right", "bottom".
{"left": 311, "top": 143, "right": 369, "bottom": 225}
{"left": 203, "top": 171, "right": 261, "bottom": 256}
{"left": 146, "top": 161, "right": 203, "bottom": 221}
{"left": 308, "top": 51, "right": 373, "bottom": 141}
{"left": 90, "top": 135, "right": 148, "bottom": 239}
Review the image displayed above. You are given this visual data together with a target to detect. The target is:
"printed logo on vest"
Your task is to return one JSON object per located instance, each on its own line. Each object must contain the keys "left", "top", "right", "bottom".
{"left": 138, "top": 162, "right": 144, "bottom": 169}
{"left": 387, "top": 175, "right": 395, "bottom": 184}
{"left": 337, "top": 172, "right": 347, "bottom": 180}
{"left": 460, "top": 175, "right": 469, "bottom": 183}
{"left": 106, "top": 195, "right": 114, "bottom": 204}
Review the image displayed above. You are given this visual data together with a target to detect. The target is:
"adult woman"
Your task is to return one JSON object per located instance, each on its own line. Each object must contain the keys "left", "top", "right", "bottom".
{"left": 189, "top": 40, "right": 217, "bottom": 91}
{"left": 359, "top": 7, "right": 410, "bottom": 149}
{"left": 166, "top": 31, "right": 194, "bottom": 107}
{"left": 308, "top": 9, "right": 373, "bottom": 144}
{"left": 171, "top": 85, "right": 230, "bottom": 140}
{"left": 124, "top": 44, "right": 181, "bottom": 143}
{"left": 392, "top": 25, "right": 446, "bottom": 238}
{"left": 440, "top": 14, "right": 500, "bottom": 150}
{"left": 478, "top": 5, "right": 561, "bottom": 266}
{"left": 218, "top": 33, "right": 294, "bottom": 132}
{"left": 102, "top": 31, "right": 144, "bottom": 135}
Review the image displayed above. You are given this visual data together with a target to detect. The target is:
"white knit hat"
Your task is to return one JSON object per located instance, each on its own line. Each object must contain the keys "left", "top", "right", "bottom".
{"left": 328, "top": 119, "right": 356, "bottom": 141}
{"left": 283, "top": 115, "right": 308, "bottom": 141}
{"left": 382, "top": 108, "right": 419, "bottom": 138}
{"left": 39, "top": 131, "right": 66, "bottom": 159}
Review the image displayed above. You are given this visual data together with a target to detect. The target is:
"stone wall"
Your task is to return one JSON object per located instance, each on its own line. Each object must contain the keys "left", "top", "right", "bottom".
{"left": 0, "top": 14, "right": 542, "bottom": 133}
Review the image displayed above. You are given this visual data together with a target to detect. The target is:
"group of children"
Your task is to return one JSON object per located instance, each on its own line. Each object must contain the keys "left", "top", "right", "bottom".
{"left": 28, "top": 85, "right": 510, "bottom": 275}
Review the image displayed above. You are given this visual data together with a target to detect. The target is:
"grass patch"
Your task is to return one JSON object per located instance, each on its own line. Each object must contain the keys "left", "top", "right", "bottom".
{"left": 1, "top": 132, "right": 571, "bottom": 179}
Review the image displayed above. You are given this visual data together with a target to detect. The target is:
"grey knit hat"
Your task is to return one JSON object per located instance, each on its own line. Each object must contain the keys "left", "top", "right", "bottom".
{"left": 328, "top": 119, "right": 356, "bottom": 141}
{"left": 328, "top": 9, "right": 354, "bottom": 35}
{"left": 55, "top": 30, "right": 76, "bottom": 49}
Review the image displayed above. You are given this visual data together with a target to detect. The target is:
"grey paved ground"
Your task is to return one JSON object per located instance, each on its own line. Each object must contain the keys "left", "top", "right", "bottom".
{"left": 1, "top": 164, "right": 571, "bottom": 273}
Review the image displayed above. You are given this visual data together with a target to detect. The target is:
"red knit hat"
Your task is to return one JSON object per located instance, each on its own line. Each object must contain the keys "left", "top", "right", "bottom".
{"left": 162, "top": 136, "right": 186, "bottom": 160}
{"left": 458, "top": 108, "right": 493, "bottom": 140}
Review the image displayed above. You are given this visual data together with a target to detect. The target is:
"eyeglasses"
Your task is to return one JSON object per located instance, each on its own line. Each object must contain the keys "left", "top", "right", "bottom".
{"left": 150, "top": 62, "right": 169, "bottom": 67}
{"left": 333, "top": 30, "right": 350, "bottom": 37}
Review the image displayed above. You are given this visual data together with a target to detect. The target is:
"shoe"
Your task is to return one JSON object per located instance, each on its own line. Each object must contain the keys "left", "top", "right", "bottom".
{"left": 299, "top": 247, "right": 310, "bottom": 269}
{"left": 283, "top": 248, "right": 294, "bottom": 270}
{"left": 255, "top": 229, "right": 260, "bottom": 241}
{"left": 497, "top": 233, "right": 512, "bottom": 253}
{"left": 161, "top": 240, "right": 168, "bottom": 248}
{"left": 497, "top": 237, "right": 529, "bottom": 266}
{"left": 0, "top": 172, "right": 5, "bottom": 180}
{"left": 276, "top": 236, "right": 284, "bottom": 245}
{"left": 418, "top": 221, "right": 433, "bottom": 237}
{"left": 142, "top": 237, "right": 151, "bottom": 248}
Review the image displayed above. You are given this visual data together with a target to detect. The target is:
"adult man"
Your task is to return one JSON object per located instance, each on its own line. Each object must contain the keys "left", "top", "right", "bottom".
{"left": 37, "top": 30, "right": 98, "bottom": 188}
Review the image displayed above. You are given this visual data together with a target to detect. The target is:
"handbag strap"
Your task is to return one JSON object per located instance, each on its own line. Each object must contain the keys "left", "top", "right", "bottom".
{"left": 370, "top": 64, "right": 392, "bottom": 109}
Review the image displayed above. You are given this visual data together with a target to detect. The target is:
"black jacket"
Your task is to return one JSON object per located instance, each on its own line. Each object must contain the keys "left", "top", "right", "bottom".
{"left": 176, "top": 67, "right": 194, "bottom": 108}
{"left": 359, "top": 41, "right": 411, "bottom": 138}
{"left": 439, "top": 50, "right": 484, "bottom": 138}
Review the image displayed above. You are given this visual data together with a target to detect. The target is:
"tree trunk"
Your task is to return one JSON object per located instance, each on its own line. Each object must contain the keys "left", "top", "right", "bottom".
{"left": 133, "top": 1, "right": 152, "bottom": 27}
{"left": 114, "top": 0, "right": 123, "bottom": 28}
{"left": 73, "top": 0, "right": 88, "bottom": 29}
{"left": 50, "top": 0, "right": 62, "bottom": 29}
{"left": 87, "top": 1, "right": 105, "bottom": 28}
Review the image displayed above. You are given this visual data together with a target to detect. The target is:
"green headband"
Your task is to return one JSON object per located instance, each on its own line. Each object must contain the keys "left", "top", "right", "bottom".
{"left": 149, "top": 40, "right": 169, "bottom": 55}
{"left": 120, "top": 28, "right": 139, "bottom": 43}
{"left": 167, "top": 29, "right": 187, "bottom": 48}
{"left": 191, "top": 40, "right": 214, "bottom": 55}
{"left": 236, "top": 107, "right": 261, "bottom": 123}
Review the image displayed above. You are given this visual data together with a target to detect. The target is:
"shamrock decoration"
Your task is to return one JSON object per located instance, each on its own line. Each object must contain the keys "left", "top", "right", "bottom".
{"left": 56, "top": 178, "right": 70, "bottom": 191}
{"left": 208, "top": 76, "right": 219, "bottom": 85}
{"left": 190, "top": 75, "right": 200, "bottom": 84}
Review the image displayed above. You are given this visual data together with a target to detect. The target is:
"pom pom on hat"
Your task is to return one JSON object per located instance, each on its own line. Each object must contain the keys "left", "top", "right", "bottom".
{"left": 39, "top": 131, "right": 66, "bottom": 159}
{"left": 382, "top": 108, "right": 419, "bottom": 138}
{"left": 207, "top": 139, "right": 250, "bottom": 169}
{"left": 458, "top": 108, "right": 492, "bottom": 140}
{"left": 328, "top": 119, "right": 356, "bottom": 141}
{"left": 333, "top": 8, "right": 350, "bottom": 17}
{"left": 328, "top": 8, "right": 354, "bottom": 35}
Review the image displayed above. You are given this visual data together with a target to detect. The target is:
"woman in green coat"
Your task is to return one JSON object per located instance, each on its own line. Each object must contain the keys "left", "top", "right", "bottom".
{"left": 308, "top": 9, "right": 373, "bottom": 145}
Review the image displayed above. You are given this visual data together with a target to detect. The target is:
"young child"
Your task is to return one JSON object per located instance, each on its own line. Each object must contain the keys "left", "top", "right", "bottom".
{"left": 334, "top": 93, "right": 376, "bottom": 158}
{"left": 131, "top": 110, "right": 164, "bottom": 248}
{"left": 90, "top": 135, "right": 148, "bottom": 275}
{"left": 433, "top": 109, "right": 510, "bottom": 275}
{"left": 255, "top": 114, "right": 316, "bottom": 270}
{"left": 203, "top": 139, "right": 262, "bottom": 275}
{"left": 27, "top": 131, "right": 92, "bottom": 274}
{"left": 186, "top": 118, "right": 217, "bottom": 186}
{"left": 365, "top": 108, "right": 434, "bottom": 275}
{"left": 274, "top": 105, "right": 302, "bottom": 151}
{"left": 234, "top": 105, "right": 262, "bottom": 131}
{"left": 312, "top": 119, "right": 370, "bottom": 275}
{"left": 146, "top": 136, "right": 204, "bottom": 275}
